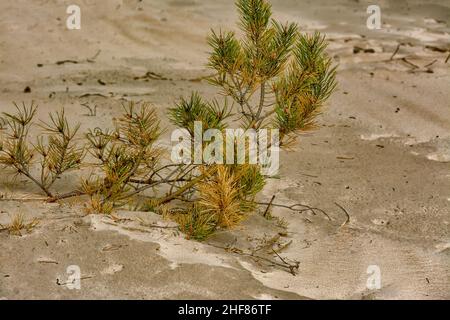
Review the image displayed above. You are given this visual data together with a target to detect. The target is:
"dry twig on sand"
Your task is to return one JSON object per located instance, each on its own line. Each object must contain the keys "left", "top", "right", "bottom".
{"left": 54, "top": 50, "right": 101, "bottom": 66}
{"left": 390, "top": 43, "right": 402, "bottom": 60}
{"left": 263, "top": 195, "right": 276, "bottom": 218}
{"left": 208, "top": 242, "right": 300, "bottom": 275}
{"left": 257, "top": 201, "right": 332, "bottom": 221}
{"left": 335, "top": 202, "right": 350, "bottom": 227}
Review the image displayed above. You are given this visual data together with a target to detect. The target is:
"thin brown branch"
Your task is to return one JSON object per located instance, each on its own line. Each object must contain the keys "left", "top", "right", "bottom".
{"left": 19, "top": 168, "right": 54, "bottom": 198}
{"left": 155, "top": 171, "right": 210, "bottom": 205}
{"left": 48, "top": 190, "right": 85, "bottom": 202}
{"left": 129, "top": 164, "right": 183, "bottom": 184}
{"left": 256, "top": 201, "right": 332, "bottom": 221}
{"left": 263, "top": 195, "right": 275, "bottom": 218}
{"left": 335, "top": 202, "right": 350, "bottom": 227}
{"left": 255, "top": 81, "right": 266, "bottom": 121}
{"left": 207, "top": 242, "right": 299, "bottom": 275}
{"left": 390, "top": 43, "right": 401, "bottom": 60}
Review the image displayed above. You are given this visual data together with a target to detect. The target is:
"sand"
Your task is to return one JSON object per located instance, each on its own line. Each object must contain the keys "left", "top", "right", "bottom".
{"left": 0, "top": 0, "right": 449, "bottom": 299}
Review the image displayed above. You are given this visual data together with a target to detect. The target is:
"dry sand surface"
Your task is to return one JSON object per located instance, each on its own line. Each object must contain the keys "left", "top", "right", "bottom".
{"left": 0, "top": 0, "right": 449, "bottom": 299}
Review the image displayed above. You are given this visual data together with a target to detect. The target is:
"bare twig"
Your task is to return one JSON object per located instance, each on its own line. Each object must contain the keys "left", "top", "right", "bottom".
{"left": 78, "top": 93, "right": 110, "bottom": 99}
{"left": 274, "top": 240, "right": 293, "bottom": 253}
{"left": 56, "top": 60, "right": 79, "bottom": 65}
{"left": 56, "top": 275, "right": 94, "bottom": 286}
{"left": 48, "top": 190, "right": 85, "bottom": 203}
{"left": 81, "top": 103, "right": 97, "bottom": 116}
{"left": 38, "top": 259, "right": 59, "bottom": 264}
{"left": 401, "top": 57, "right": 419, "bottom": 69}
{"left": 336, "top": 156, "right": 354, "bottom": 160}
{"left": 55, "top": 50, "right": 101, "bottom": 66}
{"left": 252, "top": 234, "right": 281, "bottom": 254}
{"left": 423, "top": 59, "right": 437, "bottom": 68}
{"left": 156, "top": 171, "right": 211, "bottom": 205}
{"left": 208, "top": 242, "right": 299, "bottom": 275}
{"left": 138, "top": 220, "right": 178, "bottom": 229}
{"left": 299, "top": 172, "right": 319, "bottom": 178}
{"left": 335, "top": 202, "right": 350, "bottom": 227}
{"left": 390, "top": 43, "right": 401, "bottom": 60}
{"left": 20, "top": 170, "right": 54, "bottom": 198}
{"left": 87, "top": 50, "right": 101, "bottom": 63}
{"left": 424, "top": 45, "right": 448, "bottom": 53}
{"left": 256, "top": 201, "right": 332, "bottom": 221}
{"left": 263, "top": 195, "right": 275, "bottom": 218}
{"left": 0, "top": 197, "right": 48, "bottom": 202}
{"left": 129, "top": 164, "right": 185, "bottom": 185}
{"left": 271, "top": 248, "right": 299, "bottom": 275}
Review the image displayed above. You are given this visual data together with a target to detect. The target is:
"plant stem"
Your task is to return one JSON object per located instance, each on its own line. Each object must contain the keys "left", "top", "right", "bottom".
{"left": 155, "top": 171, "right": 210, "bottom": 205}
{"left": 255, "top": 81, "right": 266, "bottom": 121}
{"left": 20, "top": 168, "right": 54, "bottom": 198}
{"left": 47, "top": 190, "right": 84, "bottom": 202}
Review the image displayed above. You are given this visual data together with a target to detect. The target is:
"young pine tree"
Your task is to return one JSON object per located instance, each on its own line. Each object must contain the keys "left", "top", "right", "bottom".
{"left": 0, "top": 0, "right": 336, "bottom": 240}
{"left": 167, "top": 0, "right": 336, "bottom": 238}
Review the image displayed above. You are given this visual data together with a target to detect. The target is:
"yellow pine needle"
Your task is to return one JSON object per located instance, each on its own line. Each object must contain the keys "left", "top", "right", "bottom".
{"left": 198, "top": 165, "right": 242, "bottom": 228}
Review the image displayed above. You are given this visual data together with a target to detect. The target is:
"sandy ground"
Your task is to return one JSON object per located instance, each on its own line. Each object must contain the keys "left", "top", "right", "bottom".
{"left": 0, "top": 0, "right": 449, "bottom": 299}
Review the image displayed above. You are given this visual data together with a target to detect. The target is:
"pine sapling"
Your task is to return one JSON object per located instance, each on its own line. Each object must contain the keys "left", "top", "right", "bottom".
{"left": 0, "top": 0, "right": 336, "bottom": 241}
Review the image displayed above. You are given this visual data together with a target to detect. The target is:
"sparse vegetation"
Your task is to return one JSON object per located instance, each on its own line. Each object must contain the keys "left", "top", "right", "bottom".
{"left": 0, "top": 213, "right": 39, "bottom": 236}
{"left": 0, "top": 0, "right": 336, "bottom": 240}
{"left": 0, "top": 102, "right": 84, "bottom": 197}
